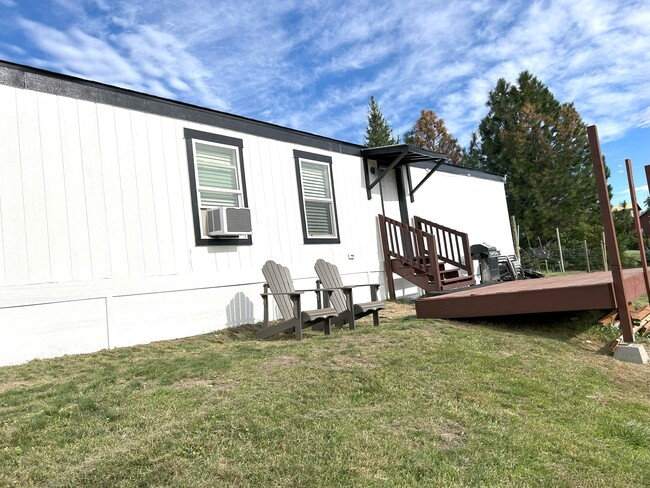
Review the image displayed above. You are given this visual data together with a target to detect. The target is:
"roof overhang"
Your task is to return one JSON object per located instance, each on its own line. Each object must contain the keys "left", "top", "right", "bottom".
{"left": 361, "top": 144, "right": 449, "bottom": 201}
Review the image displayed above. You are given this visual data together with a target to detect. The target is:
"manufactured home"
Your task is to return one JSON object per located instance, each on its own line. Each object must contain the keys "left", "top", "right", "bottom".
{"left": 0, "top": 61, "right": 514, "bottom": 366}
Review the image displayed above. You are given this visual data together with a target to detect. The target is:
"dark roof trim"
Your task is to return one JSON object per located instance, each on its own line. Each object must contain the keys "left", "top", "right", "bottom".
{"left": 0, "top": 60, "right": 363, "bottom": 156}
{"left": 0, "top": 61, "right": 507, "bottom": 184}
{"left": 435, "top": 162, "right": 505, "bottom": 182}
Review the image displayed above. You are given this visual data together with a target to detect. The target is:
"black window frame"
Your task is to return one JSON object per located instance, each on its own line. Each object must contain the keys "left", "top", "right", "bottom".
{"left": 294, "top": 149, "right": 341, "bottom": 245}
{"left": 185, "top": 128, "right": 252, "bottom": 246}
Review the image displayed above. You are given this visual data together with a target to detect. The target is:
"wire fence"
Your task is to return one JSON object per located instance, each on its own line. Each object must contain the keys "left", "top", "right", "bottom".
{"left": 519, "top": 241, "right": 642, "bottom": 274}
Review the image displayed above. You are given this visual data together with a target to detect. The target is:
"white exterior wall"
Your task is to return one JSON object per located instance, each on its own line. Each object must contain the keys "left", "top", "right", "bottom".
{"left": 408, "top": 167, "right": 514, "bottom": 255}
{"left": 0, "top": 83, "right": 386, "bottom": 366}
{"left": 0, "top": 79, "right": 513, "bottom": 366}
{"left": 407, "top": 166, "right": 514, "bottom": 286}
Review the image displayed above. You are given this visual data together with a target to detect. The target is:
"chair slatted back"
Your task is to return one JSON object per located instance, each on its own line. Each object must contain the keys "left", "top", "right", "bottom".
{"left": 314, "top": 259, "right": 347, "bottom": 313}
{"left": 262, "top": 261, "right": 295, "bottom": 320}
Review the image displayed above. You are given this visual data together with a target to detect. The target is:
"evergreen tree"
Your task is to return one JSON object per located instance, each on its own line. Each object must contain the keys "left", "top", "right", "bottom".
{"left": 471, "top": 71, "right": 602, "bottom": 245}
{"left": 461, "top": 131, "right": 482, "bottom": 169}
{"left": 363, "top": 96, "right": 397, "bottom": 147}
{"left": 404, "top": 110, "right": 462, "bottom": 165}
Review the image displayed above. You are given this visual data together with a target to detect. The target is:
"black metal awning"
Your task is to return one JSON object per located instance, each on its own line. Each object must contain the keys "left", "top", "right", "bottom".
{"left": 360, "top": 144, "right": 449, "bottom": 201}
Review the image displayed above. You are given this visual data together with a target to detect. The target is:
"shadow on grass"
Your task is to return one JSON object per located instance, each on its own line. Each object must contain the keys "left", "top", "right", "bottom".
{"left": 459, "top": 309, "right": 620, "bottom": 348}
{"left": 462, "top": 310, "right": 616, "bottom": 341}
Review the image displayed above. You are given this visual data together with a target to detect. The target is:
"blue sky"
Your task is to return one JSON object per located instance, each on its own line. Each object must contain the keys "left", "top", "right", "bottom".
{"left": 1, "top": 0, "right": 648, "bottom": 204}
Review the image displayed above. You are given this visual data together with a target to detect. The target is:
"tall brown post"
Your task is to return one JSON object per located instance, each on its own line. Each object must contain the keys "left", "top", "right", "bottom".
{"left": 625, "top": 159, "right": 650, "bottom": 299}
{"left": 587, "top": 126, "right": 634, "bottom": 343}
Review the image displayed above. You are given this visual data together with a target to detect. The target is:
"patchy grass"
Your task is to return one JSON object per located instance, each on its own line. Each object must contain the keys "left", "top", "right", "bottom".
{"left": 1, "top": 302, "right": 649, "bottom": 487}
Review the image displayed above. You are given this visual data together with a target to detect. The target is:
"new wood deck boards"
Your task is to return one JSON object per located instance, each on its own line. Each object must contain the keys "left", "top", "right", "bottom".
{"left": 415, "top": 268, "right": 648, "bottom": 319}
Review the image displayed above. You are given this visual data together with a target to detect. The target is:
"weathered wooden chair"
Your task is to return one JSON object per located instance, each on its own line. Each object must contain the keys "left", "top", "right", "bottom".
{"left": 314, "top": 259, "right": 385, "bottom": 330}
{"left": 257, "top": 260, "right": 339, "bottom": 340}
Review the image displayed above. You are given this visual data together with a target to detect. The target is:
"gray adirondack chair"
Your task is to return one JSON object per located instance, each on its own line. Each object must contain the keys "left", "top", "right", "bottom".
{"left": 257, "top": 260, "right": 339, "bottom": 340}
{"left": 314, "top": 259, "right": 385, "bottom": 330}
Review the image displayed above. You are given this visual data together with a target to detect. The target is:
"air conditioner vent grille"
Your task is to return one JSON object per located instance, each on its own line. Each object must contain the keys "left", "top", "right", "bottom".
{"left": 225, "top": 207, "right": 252, "bottom": 233}
{"left": 206, "top": 207, "right": 252, "bottom": 236}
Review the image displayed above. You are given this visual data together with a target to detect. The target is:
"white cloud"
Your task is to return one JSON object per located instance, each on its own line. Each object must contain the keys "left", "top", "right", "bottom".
{"left": 8, "top": 0, "right": 650, "bottom": 148}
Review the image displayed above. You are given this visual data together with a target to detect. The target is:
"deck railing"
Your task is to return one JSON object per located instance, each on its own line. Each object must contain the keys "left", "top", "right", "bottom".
{"left": 378, "top": 214, "right": 441, "bottom": 293}
{"left": 414, "top": 215, "right": 473, "bottom": 278}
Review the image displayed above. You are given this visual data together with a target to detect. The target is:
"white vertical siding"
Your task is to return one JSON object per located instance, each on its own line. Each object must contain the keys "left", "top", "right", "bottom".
{"left": 145, "top": 114, "right": 176, "bottom": 275}
{"left": 0, "top": 85, "right": 28, "bottom": 285}
{"left": 161, "top": 117, "right": 191, "bottom": 274}
{"left": 58, "top": 96, "right": 94, "bottom": 282}
{"left": 130, "top": 111, "right": 161, "bottom": 275}
{"left": 113, "top": 107, "right": 147, "bottom": 277}
{"left": 247, "top": 137, "right": 282, "bottom": 264}
{"left": 78, "top": 100, "right": 112, "bottom": 279}
{"left": 38, "top": 92, "right": 73, "bottom": 283}
{"left": 16, "top": 88, "right": 50, "bottom": 284}
{"left": 96, "top": 104, "right": 130, "bottom": 277}
{"left": 407, "top": 169, "right": 514, "bottom": 255}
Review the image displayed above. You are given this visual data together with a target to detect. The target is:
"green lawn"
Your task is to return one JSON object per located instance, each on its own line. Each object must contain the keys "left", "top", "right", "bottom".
{"left": 1, "top": 301, "right": 649, "bottom": 487}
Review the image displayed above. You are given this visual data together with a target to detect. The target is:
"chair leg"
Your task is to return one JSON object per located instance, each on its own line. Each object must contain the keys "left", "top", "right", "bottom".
{"left": 291, "top": 295, "right": 303, "bottom": 341}
{"left": 262, "top": 289, "right": 269, "bottom": 327}
{"left": 344, "top": 289, "right": 355, "bottom": 330}
{"left": 323, "top": 318, "right": 331, "bottom": 335}
{"left": 372, "top": 310, "right": 379, "bottom": 326}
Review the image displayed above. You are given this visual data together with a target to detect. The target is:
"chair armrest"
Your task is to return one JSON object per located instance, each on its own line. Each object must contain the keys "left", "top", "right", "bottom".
{"left": 261, "top": 291, "right": 304, "bottom": 297}
{"left": 345, "top": 283, "right": 382, "bottom": 288}
{"left": 294, "top": 287, "right": 333, "bottom": 293}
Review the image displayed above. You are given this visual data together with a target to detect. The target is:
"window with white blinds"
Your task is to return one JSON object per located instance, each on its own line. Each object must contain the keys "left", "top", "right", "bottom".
{"left": 184, "top": 128, "right": 250, "bottom": 246}
{"left": 193, "top": 141, "right": 242, "bottom": 208}
{"left": 298, "top": 156, "right": 339, "bottom": 241}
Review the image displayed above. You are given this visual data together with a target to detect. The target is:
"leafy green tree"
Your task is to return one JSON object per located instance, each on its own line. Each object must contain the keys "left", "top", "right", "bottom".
{"left": 363, "top": 96, "right": 397, "bottom": 147}
{"left": 469, "top": 71, "right": 603, "bottom": 245}
{"left": 403, "top": 110, "right": 462, "bottom": 165}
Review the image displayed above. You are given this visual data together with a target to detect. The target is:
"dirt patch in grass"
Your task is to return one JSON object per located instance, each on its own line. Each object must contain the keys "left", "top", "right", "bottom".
{"left": 325, "top": 354, "right": 375, "bottom": 370}
{"left": 380, "top": 300, "right": 417, "bottom": 320}
{"left": 438, "top": 423, "right": 466, "bottom": 450}
{"left": 0, "top": 380, "right": 39, "bottom": 395}
{"left": 172, "top": 378, "right": 212, "bottom": 388}
{"left": 257, "top": 355, "right": 301, "bottom": 373}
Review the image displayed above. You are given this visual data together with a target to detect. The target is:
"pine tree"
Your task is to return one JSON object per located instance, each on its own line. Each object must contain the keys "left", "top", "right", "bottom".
{"left": 404, "top": 110, "right": 462, "bottom": 165}
{"left": 471, "top": 71, "right": 602, "bottom": 245}
{"left": 461, "top": 132, "right": 481, "bottom": 169}
{"left": 363, "top": 96, "right": 397, "bottom": 147}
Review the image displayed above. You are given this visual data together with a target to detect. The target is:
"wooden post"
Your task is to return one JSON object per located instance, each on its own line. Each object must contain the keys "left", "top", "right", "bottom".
{"left": 587, "top": 126, "right": 634, "bottom": 343}
{"left": 625, "top": 159, "right": 650, "bottom": 298}
{"left": 510, "top": 215, "right": 520, "bottom": 261}
{"left": 645, "top": 164, "right": 650, "bottom": 249}
{"left": 584, "top": 240, "right": 591, "bottom": 273}
{"left": 556, "top": 228, "right": 565, "bottom": 273}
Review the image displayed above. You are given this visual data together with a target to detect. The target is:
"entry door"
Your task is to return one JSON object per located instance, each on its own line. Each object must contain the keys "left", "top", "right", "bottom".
{"left": 380, "top": 169, "right": 402, "bottom": 222}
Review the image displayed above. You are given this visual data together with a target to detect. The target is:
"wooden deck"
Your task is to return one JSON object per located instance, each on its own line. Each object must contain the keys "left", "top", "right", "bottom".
{"left": 415, "top": 268, "right": 648, "bottom": 319}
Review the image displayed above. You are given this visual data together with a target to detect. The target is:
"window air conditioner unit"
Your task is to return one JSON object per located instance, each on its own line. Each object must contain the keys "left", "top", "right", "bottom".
{"left": 206, "top": 207, "right": 252, "bottom": 236}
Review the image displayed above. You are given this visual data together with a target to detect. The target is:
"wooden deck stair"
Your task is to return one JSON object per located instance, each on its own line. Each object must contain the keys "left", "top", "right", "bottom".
{"left": 379, "top": 215, "right": 475, "bottom": 298}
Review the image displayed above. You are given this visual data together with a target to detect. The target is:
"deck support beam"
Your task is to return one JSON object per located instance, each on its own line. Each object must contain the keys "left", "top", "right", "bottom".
{"left": 625, "top": 159, "right": 650, "bottom": 299}
{"left": 587, "top": 125, "right": 634, "bottom": 343}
